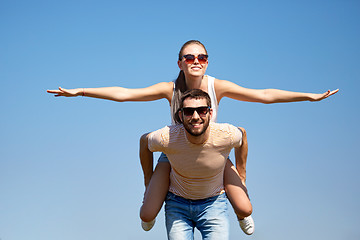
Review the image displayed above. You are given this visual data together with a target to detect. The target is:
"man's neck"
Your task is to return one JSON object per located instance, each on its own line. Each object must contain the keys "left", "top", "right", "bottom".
{"left": 185, "top": 125, "right": 211, "bottom": 145}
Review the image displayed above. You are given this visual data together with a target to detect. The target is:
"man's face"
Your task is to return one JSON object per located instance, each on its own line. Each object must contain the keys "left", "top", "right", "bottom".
{"left": 180, "top": 97, "right": 212, "bottom": 137}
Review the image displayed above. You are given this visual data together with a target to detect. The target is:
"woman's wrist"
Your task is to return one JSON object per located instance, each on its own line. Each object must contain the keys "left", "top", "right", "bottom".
{"left": 75, "top": 88, "right": 85, "bottom": 96}
{"left": 308, "top": 93, "right": 318, "bottom": 102}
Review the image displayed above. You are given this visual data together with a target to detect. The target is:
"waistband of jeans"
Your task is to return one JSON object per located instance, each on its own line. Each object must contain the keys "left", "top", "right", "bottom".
{"left": 167, "top": 191, "right": 226, "bottom": 203}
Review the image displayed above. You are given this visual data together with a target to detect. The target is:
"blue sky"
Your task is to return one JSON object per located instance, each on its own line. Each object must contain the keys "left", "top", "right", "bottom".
{"left": 1, "top": 1, "right": 359, "bottom": 239}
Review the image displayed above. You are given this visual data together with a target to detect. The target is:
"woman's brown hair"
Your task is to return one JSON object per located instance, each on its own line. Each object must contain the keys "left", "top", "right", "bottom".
{"left": 172, "top": 40, "right": 208, "bottom": 123}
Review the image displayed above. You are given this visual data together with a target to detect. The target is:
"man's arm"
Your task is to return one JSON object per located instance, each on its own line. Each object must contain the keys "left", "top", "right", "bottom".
{"left": 140, "top": 133, "right": 153, "bottom": 187}
{"left": 234, "top": 127, "right": 248, "bottom": 186}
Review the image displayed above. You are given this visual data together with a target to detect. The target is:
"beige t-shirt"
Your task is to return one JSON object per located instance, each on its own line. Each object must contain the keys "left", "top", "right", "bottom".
{"left": 148, "top": 122, "right": 242, "bottom": 200}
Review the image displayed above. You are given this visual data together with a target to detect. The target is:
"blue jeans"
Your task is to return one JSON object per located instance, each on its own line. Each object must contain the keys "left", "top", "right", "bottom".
{"left": 165, "top": 192, "right": 229, "bottom": 240}
{"left": 158, "top": 152, "right": 169, "bottom": 163}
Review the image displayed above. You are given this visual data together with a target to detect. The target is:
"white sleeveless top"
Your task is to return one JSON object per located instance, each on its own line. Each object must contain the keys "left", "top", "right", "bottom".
{"left": 170, "top": 75, "right": 218, "bottom": 124}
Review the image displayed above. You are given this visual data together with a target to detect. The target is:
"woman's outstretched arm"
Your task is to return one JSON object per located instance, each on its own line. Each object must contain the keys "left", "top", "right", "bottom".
{"left": 47, "top": 81, "right": 174, "bottom": 103}
{"left": 215, "top": 79, "right": 339, "bottom": 104}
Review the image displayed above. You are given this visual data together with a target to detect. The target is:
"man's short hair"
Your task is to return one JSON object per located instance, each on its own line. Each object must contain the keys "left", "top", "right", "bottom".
{"left": 179, "top": 89, "right": 212, "bottom": 110}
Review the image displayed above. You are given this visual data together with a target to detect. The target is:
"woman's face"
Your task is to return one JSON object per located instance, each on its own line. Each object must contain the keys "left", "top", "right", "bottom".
{"left": 178, "top": 43, "right": 208, "bottom": 78}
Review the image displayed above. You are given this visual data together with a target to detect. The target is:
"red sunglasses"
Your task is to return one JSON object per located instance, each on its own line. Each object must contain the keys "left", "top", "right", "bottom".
{"left": 181, "top": 54, "right": 209, "bottom": 64}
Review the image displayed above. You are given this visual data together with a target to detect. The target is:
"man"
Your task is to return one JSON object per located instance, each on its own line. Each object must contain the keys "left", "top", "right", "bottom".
{"left": 140, "top": 89, "right": 252, "bottom": 240}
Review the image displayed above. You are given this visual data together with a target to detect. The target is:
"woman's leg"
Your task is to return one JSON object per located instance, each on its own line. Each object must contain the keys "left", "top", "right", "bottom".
{"left": 224, "top": 127, "right": 254, "bottom": 235}
{"left": 139, "top": 134, "right": 171, "bottom": 223}
{"left": 224, "top": 159, "right": 252, "bottom": 219}
{"left": 224, "top": 127, "right": 252, "bottom": 218}
{"left": 140, "top": 161, "right": 171, "bottom": 222}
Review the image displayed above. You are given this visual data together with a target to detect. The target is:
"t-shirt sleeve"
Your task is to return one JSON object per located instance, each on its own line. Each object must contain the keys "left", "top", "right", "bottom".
{"left": 231, "top": 125, "right": 243, "bottom": 148}
{"left": 147, "top": 126, "right": 168, "bottom": 152}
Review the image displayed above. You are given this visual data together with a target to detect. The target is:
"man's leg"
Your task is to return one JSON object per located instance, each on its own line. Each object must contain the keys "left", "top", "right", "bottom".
{"left": 196, "top": 193, "right": 229, "bottom": 240}
{"left": 165, "top": 192, "right": 194, "bottom": 240}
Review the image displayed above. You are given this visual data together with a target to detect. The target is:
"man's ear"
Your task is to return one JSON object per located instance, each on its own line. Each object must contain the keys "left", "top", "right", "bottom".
{"left": 178, "top": 110, "right": 183, "bottom": 123}
{"left": 209, "top": 108, "right": 213, "bottom": 118}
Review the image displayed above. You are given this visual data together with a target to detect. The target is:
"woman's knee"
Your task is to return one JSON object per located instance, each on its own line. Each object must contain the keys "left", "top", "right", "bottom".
{"left": 234, "top": 202, "right": 253, "bottom": 218}
{"left": 140, "top": 205, "right": 158, "bottom": 222}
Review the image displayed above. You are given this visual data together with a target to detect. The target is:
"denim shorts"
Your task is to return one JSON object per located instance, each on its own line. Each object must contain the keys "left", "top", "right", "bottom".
{"left": 165, "top": 192, "right": 229, "bottom": 240}
{"left": 158, "top": 152, "right": 170, "bottom": 163}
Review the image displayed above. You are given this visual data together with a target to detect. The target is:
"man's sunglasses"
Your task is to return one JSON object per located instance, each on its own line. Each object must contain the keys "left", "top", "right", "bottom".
{"left": 181, "top": 54, "right": 209, "bottom": 64}
{"left": 181, "top": 106, "right": 210, "bottom": 117}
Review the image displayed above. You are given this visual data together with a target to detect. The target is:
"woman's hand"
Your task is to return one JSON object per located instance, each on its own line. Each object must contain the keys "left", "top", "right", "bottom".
{"left": 47, "top": 87, "right": 82, "bottom": 97}
{"left": 309, "top": 89, "right": 339, "bottom": 102}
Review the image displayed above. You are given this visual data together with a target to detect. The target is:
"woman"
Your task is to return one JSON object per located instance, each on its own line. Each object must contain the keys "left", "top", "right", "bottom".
{"left": 47, "top": 40, "right": 338, "bottom": 235}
